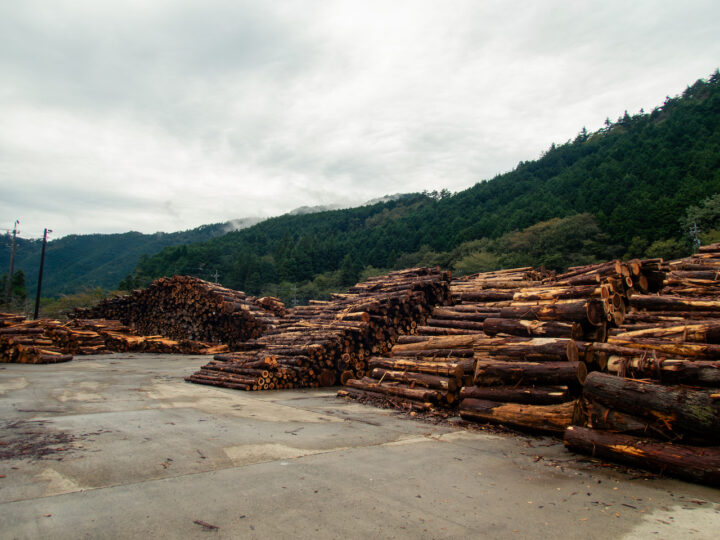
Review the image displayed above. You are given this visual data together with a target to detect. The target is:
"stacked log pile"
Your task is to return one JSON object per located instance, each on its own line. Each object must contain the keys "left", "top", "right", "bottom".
{"left": 1, "top": 312, "right": 26, "bottom": 327}
{"left": 1, "top": 318, "right": 73, "bottom": 363}
{"left": 339, "top": 334, "right": 476, "bottom": 411}
{"left": 598, "top": 247, "right": 720, "bottom": 385}
{"left": 453, "top": 268, "right": 585, "bottom": 433}
{"left": 67, "top": 319, "right": 229, "bottom": 355}
{"left": 73, "top": 276, "right": 282, "bottom": 348}
{"left": 460, "top": 259, "right": 674, "bottom": 434}
{"left": 188, "top": 268, "right": 452, "bottom": 391}
{"left": 340, "top": 260, "right": 668, "bottom": 432}
{"left": 566, "top": 373, "right": 720, "bottom": 486}
{"left": 564, "top": 245, "right": 720, "bottom": 485}
{"left": 339, "top": 267, "right": 579, "bottom": 419}
{"left": 0, "top": 313, "right": 230, "bottom": 363}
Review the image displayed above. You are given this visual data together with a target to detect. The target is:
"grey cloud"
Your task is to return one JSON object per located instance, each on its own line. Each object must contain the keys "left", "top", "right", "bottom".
{"left": 1, "top": 0, "right": 719, "bottom": 238}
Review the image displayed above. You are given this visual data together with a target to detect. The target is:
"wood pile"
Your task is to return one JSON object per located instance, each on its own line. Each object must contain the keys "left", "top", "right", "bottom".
{"left": 598, "top": 246, "right": 720, "bottom": 384}
{"left": 1, "top": 312, "right": 26, "bottom": 327}
{"left": 188, "top": 268, "right": 452, "bottom": 391}
{"left": 0, "top": 313, "right": 230, "bottom": 363}
{"left": 460, "top": 259, "right": 677, "bottom": 434}
{"left": 564, "top": 245, "right": 720, "bottom": 485}
{"left": 340, "top": 260, "right": 669, "bottom": 432}
{"left": 339, "top": 334, "right": 476, "bottom": 411}
{"left": 1, "top": 317, "right": 74, "bottom": 363}
{"left": 339, "top": 268, "right": 548, "bottom": 412}
{"left": 566, "top": 373, "right": 720, "bottom": 486}
{"left": 68, "top": 319, "right": 229, "bottom": 355}
{"left": 73, "top": 276, "right": 282, "bottom": 348}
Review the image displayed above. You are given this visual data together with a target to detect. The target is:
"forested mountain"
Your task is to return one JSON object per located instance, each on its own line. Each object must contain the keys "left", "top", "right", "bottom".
{"left": 129, "top": 72, "right": 720, "bottom": 304}
{"left": 0, "top": 220, "right": 256, "bottom": 297}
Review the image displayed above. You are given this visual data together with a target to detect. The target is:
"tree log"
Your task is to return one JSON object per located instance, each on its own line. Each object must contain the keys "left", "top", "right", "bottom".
{"left": 459, "top": 385, "right": 570, "bottom": 404}
{"left": 337, "top": 388, "right": 433, "bottom": 411}
{"left": 483, "top": 318, "right": 583, "bottom": 339}
{"left": 499, "top": 299, "right": 605, "bottom": 326}
{"left": 345, "top": 377, "right": 442, "bottom": 402}
{"left": 460, "top": 398, "right": 574, "bottom": 435}
{"left": 370, "top": 368, "right": 457, "bottom": 391}
{"left": 583, "top": 372, "right": 720, "bottom": 441}
{"left": 368, "top": 357, "right": 464, "bottom": 378}
{"left": 474, "top": 360, "right": 580, "bottom": 386}
{"left": 630, "top": 295, "right": 720, "bottom": 312}
{"left": 606, "top": 337, "right": 720, "bottom": 359}
{"left": 563, "top": 426, "right": 720, "bottom": 486}
{"left": 606, "top": 356, "right": 720, "bottom": 387}
{"left": 392, "top": 335, "right": 478, "bottom": 352}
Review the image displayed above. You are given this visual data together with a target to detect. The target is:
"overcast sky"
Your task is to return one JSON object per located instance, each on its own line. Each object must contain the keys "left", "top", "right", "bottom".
{"left": 1, "top": 1, "right": 719, "bottom": 239}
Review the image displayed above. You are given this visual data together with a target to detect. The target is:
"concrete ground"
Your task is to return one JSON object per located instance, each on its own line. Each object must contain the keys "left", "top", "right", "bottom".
{"left": 0, "top": 354, "right": 717, "bottom": 539}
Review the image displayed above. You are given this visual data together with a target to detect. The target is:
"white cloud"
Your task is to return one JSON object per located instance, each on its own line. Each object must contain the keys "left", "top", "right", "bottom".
{"left": 1, "top": 0, "right": 719, "bottom": 237}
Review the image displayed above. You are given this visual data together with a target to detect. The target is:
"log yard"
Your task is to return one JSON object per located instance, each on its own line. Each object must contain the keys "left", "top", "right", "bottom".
{"left": 2, "top": 248, "right": 719, "bottom": 538}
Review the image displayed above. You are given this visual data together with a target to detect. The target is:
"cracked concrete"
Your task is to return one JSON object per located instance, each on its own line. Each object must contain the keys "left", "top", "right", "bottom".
{"left": 0, "top": 354, "right": 718, "bottom": 539}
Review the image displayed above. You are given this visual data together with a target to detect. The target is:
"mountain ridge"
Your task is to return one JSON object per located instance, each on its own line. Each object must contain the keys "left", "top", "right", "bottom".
{"left": 128, "top": 70, "right": 720, "bottom": 304}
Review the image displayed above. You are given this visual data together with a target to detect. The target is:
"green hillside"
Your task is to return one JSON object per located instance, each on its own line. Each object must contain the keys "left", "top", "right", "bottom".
{"left": 0, "top": 221, "right": 250, "bottom": 298}
{"left": 127, "top": 72, "right": 720, "bottom": 300}
{"left": 130, "top": 71, "right": 720, "bottom": 304}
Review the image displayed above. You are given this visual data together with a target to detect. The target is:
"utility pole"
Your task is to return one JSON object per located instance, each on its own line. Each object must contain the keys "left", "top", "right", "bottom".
{"left": 33, "top": 228, "right": 51, "bottom": 319}
{"left": 6, "top": 220, "right": 19, "bottom": 305}
{"left": 213, "top": 269, "right": 219, "bottom": 283}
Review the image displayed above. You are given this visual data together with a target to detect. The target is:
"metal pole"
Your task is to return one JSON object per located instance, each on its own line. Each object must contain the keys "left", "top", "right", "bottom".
{"left": 6, "top": 220, "right": 19, "bottom": 305}
{"left": 33, "top": 228, "right": 51, "bottom": 319}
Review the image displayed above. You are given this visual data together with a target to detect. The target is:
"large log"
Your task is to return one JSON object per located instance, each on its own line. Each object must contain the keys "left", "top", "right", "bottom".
{"left": 499, "top": 299, "right": 605, "bottom": 326}
{"left": 344, "top": 377, "right": 442, "bottom": 402}
{"left": 337, "top": 388, "right": 433, "bottom": 411}
{"left": 460, "top": 398, "right": 574, "bottom": 435}
{"left": 368, "top": 357, "right": 464, "bottom": 378}
{"left": 564, "top": 426, "right": 720, "bottom": 486}
{"left": 483, "top": 318, "right": 583, "bottom": 339}
{"left": 611, "top": 322, "right": 720, "bottom": 343}
{"left": 582, "top": 372, "right": 720, "bottom": 442}
{"left": 474, "top": 360, "right": 580, "bottom": 386}
{"left": 369, "top": 368, "right": 458, "bottom": 391}
{"left": 606, "top": 337, "right": 720, "bottom": 359}
{"left": 606, "top": 356, "right": 720, "bottom": 387}
{"left": 392, "top": 335, "right": 478, "bottom": 352}
{"left": 629, "top": 295, "right": 720, "bottom": 312}
{"left": 512, "top": 285, "right": 602, "bottom": 302}
{"left": 459, "top": 385, "right": 571, "bottom": 405}
{"left": 483, "top": 337, "right": 579, "bottom": 362}
{"left": 425, "top": 318, "right": 486, "bottom": 331}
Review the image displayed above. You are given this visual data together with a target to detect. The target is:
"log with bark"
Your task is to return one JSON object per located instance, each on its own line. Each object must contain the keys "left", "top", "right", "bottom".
{"left": 459, "top": 385, "right": 571, "bottom": 405}
{"left": 460, "top": 398, "right": 575, "bottom": 435}
{"left": 474, "top": 360, "right": 581, "bottom": 387}
{"left": 564, "top": 426, "right": 720, "bottom": 486}
{"left": 190, "top": 267, "right": 452, "bottom": 391}
{"left": 74, "top": 275, "right": 284, "bottom": 348}
{"left": 582, "top": 372, "right": 720, "bottom": 442}
{"left": 605, "top": 354, "right": 720, "bottom": 387}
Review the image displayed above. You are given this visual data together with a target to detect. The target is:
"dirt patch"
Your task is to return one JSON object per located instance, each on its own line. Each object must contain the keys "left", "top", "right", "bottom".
{"left": 0, "top": 420, "right": 76, "bottom": 460}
